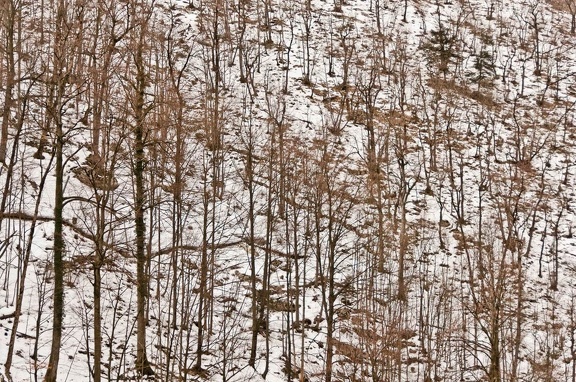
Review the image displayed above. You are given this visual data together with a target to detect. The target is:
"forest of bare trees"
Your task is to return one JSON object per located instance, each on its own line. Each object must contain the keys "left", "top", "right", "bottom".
{"left": 0, "top": 0, "right": 576, "bottom": 381}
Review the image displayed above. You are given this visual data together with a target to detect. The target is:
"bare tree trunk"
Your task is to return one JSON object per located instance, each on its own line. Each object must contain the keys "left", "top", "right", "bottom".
{"left": 246, "top": 128, "right": 259, "bottom": 367}
{"left": 488, "top": 313, "right": 501, "bottom": 382}
{"left": 44, "top": 2, "right": 69, "bottom": 379}
{"left": 131, "top": 3, "right": 153, "bottom": 375}
{"left": 44, "top": 74, "right": 65, "bottom": 382}
{"left": 134, "top": 51, "right": 154, "bottom": 378}
{"left": 196, "top": 180, "right": 209, "bottom": 372}
{"left": 0, "top": 0, "right": 17, "bottom": 163}
{"left": 93, "top": 250, "right": 102, "bottom": 382}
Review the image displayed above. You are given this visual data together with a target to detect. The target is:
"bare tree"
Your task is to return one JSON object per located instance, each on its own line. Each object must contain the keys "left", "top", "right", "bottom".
{"left": 305, "top": 134, "right": 359, "bottom": 382}
{"left": 122, "top": 0, "right": 157, "bottom": 376}
{"left": 44, "top": 1, "right": 88, "bottom": 380}
{"left": 4, "top": 81, "right": 49, "bottom": 379}
{"left": 0, "top": 0, "right": 20, "bottom": 162}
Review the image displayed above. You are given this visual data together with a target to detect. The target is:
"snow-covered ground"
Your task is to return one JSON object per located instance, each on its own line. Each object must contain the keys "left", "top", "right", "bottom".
{"left": 1, "top": 0, "right": 576, "bottom": 381}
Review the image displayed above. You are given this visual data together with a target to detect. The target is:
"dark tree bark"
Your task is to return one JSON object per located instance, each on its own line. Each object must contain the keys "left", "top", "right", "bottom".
{"left": 44, "top": 1, "right": 73, "bottom": 379}
{"left": 130, "top": 1, "right": 154, "bottom": 376}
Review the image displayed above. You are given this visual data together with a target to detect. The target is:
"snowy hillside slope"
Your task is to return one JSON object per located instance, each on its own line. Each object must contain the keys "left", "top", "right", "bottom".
{"left": 1, "top": 0, "right": 576, "bottom": 381}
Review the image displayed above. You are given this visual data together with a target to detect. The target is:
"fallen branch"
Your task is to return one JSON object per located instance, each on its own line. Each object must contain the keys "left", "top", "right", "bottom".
{"left": 0, "top": 311, "right": 16, "bottom": 320}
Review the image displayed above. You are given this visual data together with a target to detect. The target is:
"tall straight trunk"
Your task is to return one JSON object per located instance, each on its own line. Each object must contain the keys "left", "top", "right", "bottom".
{"left": 195, "top": 6, "right": 222, "bottom": 368}
{"left": 168, "top": 101, "right": 184, "bottom": 379}
{"left": 247, "top": 141, "right": 259, "bottom": 367}
{"left": 196, "top": 175, "right": 209, "bottom": 372}
{"left": 397, "top": 202, "right": 408, "bottom": 302}
{"left": 89, "top": 2, "right": 103, "bottom": 156}
{"left": 259, "top": 138, "right": 275, "bottom": 378}
{"left": 324, "top": 183, "right": 337, "bottom": 382}
{"left": 0, "top": 0, "right": 16, "bottom": 163}
{"left": 196, "top": 82, "right": 219, "bottom": 376}
{"left": 93, "top": 264, "right": 102, "bottom": 381}
{"left": 134, "top": 89, "right": 152, "bottom": 376}
{"left": 166, "top": 29, "right": 192, "bottom": 375}
{"left": 324, "top": 227, "right": 335, "bottom": 382}
{"left": 133, "top": 13, "right": 153, "bottom": 376}
{"left": 44, "top": 88, "right": 65, "bottom": 382}
{"left": 511, "top": 209, "right": 537, "bottom": 381}
{"left": 93, "top": 189, "right": 110, "bottom": 382}
{"left": 297, "top": 222, "right": 307, "bottom": 382}
{"left": 44, "top": 2, "right": 67, "bottom": 377}
{"left": 196, "top": 142, "right": 216, "bottom": 372}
